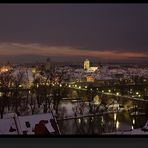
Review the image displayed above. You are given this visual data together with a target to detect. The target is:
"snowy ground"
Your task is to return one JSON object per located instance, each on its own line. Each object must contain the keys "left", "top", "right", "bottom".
{"left": 103, "top": 120, "right": 148, "bottom": 135}
{"left": 103, "top": 128, "right": 148, "bottom": 135}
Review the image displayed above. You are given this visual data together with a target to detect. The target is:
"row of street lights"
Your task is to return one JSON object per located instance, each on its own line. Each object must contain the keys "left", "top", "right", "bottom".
{"left": 66, "top": 83, "right": 142, "bottom": 99}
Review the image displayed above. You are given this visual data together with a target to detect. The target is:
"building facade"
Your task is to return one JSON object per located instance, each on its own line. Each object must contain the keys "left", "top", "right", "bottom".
{"left": 84, "top": 59, "right": 90, "bottom": 70}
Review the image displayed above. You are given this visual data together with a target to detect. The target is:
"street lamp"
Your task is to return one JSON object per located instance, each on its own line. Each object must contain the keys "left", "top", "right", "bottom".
{"left": 116, "top": 92, "right": 120, "bottom": 96}
{"left": 136, "top": 92, "right": 139, "bottom": 95}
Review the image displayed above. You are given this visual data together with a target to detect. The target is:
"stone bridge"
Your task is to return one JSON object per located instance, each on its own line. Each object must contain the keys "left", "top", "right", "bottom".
{"left": 67, "top": 84, "right": 148, "bottom": 113}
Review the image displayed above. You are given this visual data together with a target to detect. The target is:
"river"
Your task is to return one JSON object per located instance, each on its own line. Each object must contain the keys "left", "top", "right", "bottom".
{"left": 57, "top": 111, "right": 148, "bottom": 135}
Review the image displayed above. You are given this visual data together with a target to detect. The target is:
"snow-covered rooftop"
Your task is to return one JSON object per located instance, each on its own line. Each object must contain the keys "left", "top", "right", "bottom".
{"left": 0, "top": 118, "right": 18, "bottom": 135}
{"left": 18, "top": 113, "right": 55, "bottom": 134}
{"left": 0, "top": 113, "right": 56, "bottom": 135}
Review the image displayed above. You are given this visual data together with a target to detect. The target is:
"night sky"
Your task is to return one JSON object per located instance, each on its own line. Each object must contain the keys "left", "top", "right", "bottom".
{"left": 0, "top": 4, "right": 148, "bottom": 63}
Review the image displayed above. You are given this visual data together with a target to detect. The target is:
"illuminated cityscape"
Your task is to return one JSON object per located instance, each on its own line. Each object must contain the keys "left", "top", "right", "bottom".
{"left": 0, "top": 4, "right": 148, "bottom": 135}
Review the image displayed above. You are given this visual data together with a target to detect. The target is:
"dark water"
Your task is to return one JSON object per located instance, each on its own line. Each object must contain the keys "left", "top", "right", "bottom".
{"left": 58, "top": 111, "right": 148, "bottom": 135}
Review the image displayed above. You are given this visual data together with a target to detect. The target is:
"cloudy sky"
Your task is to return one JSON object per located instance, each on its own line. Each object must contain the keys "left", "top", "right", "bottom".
{"left": 0, "top": 4, "right": 148, "bottom": 63}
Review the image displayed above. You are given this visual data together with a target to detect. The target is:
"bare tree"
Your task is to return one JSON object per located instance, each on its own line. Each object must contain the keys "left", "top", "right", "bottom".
{"left": 0, "top": 72, "right": 14, "bottom": 118}
{"left": 10, "top": 70, "right": 27, "bottom": 115}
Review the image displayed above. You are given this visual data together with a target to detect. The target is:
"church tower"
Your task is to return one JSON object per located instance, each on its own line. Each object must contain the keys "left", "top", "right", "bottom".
{"left": 45, "top": 57, "right": 51, "bottom": 71}
{"left": 84, "top": 59, "right": 90, "bottom": 70}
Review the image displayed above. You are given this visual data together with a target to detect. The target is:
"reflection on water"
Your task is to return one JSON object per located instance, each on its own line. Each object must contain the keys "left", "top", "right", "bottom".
{"left": 101, "top": 116, "right": 104, "bottom": 123}
{"left": 133, "top": 119, "right": 135, "bottom": 125}
{"left": 58, "top": 111, "right": 148, "bottom": 135}
{"left": 78, "top": 118, "right": 81, "bottom": 124}
{"left": 84, "top": 118, "right": 87, "bottom": 123}
{"left": 114, "top": 113, "right": 117, "bottom": 121}
{"left": 116, "top": 120, "right": 119, "bottom": 129}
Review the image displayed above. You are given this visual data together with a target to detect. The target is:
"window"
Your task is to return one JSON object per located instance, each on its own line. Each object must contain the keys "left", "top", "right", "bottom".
{"left": 25, "top": 121, "right": 31, "bottom": 128}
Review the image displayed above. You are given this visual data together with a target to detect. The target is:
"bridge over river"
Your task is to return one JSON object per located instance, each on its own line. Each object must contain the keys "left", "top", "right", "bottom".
{"left": 66, "top": 83, "right": 148, "bottom": 112}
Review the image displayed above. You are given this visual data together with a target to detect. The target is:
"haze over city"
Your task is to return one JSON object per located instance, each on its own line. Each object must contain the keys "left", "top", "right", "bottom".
{"left": 0, "top": 4, "right": 148, "bottom": 63}
{"left": 1, "top": 4, "right": 148, "bottom": 136}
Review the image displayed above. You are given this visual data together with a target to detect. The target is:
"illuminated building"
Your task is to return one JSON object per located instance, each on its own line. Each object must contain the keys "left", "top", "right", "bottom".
{"left": 84, "top": 59, "right": 90, "bottom": 70}
{"left": 83, "top": 59, "right": 99, "bottom": 73}
{"left": 93, "top": 95, "right": 100, "bottom": 105}
{"left": 32, "top": 68, "right": 36, "bottom": 74}
{"left": 0, "top": 66, "right": 9, "bottom": 73}
{"left": 0, "top": 64, "right": 12, "bottom": 73}
{"left": 86, "top": 75, "right": 94, "bottom": 82}
{"left": 87, "top": 67, "right": 98, "bottom": 72}
{"left": 32, "top": 67, "right": 36, "bottom": 79}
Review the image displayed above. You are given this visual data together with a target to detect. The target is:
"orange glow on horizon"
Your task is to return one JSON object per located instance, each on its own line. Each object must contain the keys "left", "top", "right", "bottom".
{"left": 0, "top": 42, "right": 147, "bottom": 61}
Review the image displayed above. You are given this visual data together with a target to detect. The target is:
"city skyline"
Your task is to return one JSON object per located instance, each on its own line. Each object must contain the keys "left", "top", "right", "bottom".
{"left": 0, "top": 4, "right": 148, "bottom": 63}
